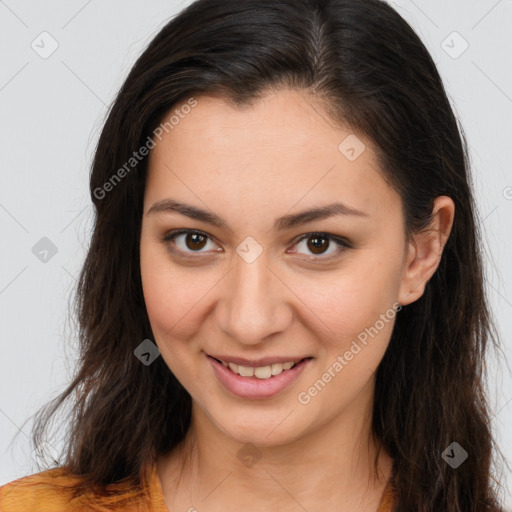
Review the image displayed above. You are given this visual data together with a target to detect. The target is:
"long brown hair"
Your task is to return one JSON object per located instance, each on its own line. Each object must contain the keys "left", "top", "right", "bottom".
{"left": 18, "top": 0, "right": 506, "bottom": 509}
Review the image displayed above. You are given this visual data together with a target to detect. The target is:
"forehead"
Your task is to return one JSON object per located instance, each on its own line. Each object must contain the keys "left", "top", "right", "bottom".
{"left": 145, "top": 89, "right": 399, "bottom": 221}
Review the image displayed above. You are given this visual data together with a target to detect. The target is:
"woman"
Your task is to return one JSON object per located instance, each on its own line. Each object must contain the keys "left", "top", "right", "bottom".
{"left": 0, "top": 0, "right": 506, "bottom": 510}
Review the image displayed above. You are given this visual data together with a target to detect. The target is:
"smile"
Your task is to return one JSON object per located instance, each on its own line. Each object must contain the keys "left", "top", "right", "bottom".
{"left": 215, "top": 358, "right": 299, "bottom": 379}
{"left": 207, "top": 355, "right": 313, "bottom": 399}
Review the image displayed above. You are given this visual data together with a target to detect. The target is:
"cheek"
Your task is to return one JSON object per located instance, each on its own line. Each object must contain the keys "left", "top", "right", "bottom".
{"left": 338, "top": 244, "right": 404, "bottom": 331}
{"left": 291, "top": 248, "right": 402, "bottom": 395}
{"left": 140, "top": 237, "right": 200, "bottom": 341}
{"left": 140, "top": 242, "right": 205, "bottom": 386}
{"left": 294, "top": 276, "right": 398, "bottom": 416}
{"left": 296, "top": 264, "right": 400, "bottom": 345}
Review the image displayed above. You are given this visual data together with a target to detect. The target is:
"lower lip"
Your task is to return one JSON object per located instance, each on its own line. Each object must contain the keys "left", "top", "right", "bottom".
{"left": 208, "top": 355, "right": 312, "bottom": 399}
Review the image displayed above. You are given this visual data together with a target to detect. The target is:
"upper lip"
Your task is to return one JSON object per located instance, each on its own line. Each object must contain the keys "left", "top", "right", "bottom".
{"left": 208, "top": 354, "right": 311, "bottom": 367}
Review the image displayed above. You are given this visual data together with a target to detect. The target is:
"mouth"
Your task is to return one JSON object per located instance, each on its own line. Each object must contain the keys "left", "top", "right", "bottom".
{"left": 208, "top": 355, "right": 313, "bottom": 380}
{"left": 207, "top": 354, "right": 313, "bottom": 399}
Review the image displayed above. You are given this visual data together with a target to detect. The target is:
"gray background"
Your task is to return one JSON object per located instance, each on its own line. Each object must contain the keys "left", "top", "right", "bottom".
{"left": 1, "top": 0, "right": 511, "bottom": 507}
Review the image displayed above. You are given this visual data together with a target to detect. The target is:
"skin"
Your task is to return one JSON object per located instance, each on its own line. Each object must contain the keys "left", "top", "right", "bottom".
{"left": 139, "top": 89, "right": 455, "bottom": 511}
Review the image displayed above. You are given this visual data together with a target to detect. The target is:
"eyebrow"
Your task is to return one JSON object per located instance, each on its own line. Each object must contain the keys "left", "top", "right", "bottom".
{"left": 146, "top": 199, "right": 369, "bottom": 231}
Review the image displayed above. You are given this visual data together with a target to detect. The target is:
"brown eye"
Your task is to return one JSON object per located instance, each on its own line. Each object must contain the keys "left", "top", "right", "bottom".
{"left": 306, "top": 234, "right": 330, "bottom": 255}
{"left": 185, "top": 232, "right": 207, "bottom": 250}
{"left": 163, "top": 229, "right": 221, "bottom": 255}
{"left": 290, "top": 232, "right": 351, "bottom": 262}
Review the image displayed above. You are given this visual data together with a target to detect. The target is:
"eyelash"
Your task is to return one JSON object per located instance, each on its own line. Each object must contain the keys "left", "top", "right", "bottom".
{"left": 162, "top": 229, "right": 352, "bottom": 263}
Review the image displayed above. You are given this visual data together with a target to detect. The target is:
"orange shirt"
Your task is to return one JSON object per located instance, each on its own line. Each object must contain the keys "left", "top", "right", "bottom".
{"left": 0, "top": 461, "right": 395, "bottom": 511}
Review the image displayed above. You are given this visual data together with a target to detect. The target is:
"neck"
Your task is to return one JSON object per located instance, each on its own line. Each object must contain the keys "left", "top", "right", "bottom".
{"left": 158, "top": 384, "right": 393, "bottom": 511}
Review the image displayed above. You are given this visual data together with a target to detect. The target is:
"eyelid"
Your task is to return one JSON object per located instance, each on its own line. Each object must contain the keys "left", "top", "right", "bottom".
{"left": 288, "top": 232, "right": 352, "bottom": 261}
{"left": 162, "top": 229, "right": 351, "bottom": 261}
{"left": 162, "top": 229, "right": 221, "bottom": 255}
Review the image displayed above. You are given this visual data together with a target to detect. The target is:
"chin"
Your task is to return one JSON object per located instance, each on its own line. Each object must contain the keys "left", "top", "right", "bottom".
{"left": 212, "top": 414, "right": 302, "bottom": 448}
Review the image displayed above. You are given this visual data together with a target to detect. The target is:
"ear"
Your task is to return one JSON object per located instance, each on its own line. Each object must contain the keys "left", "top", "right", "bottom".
{"left": 398, "top": 196, "right": 455, "bottom": 306}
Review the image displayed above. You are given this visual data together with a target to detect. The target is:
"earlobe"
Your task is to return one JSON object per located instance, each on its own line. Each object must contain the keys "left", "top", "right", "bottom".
{"left": 398, "top": 196, "right": 455, "bottom": 306}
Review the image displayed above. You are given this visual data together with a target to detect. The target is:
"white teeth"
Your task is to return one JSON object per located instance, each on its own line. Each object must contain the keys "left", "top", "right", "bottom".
{"left": 220, "top": 359, "right": 299, "bottom": 379}
{"left": 238, "top": 366, "right": 254, "bottom": 377}
{"left": 271, "top": 363, "right": 282, "bottom": 376}
{"left": 254, "top": 366, "right": 272, "bottom": 379}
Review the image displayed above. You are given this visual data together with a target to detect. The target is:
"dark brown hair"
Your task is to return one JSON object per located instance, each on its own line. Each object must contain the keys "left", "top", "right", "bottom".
{"left": 17, "top": 0, "right": 506, "bottom": 509}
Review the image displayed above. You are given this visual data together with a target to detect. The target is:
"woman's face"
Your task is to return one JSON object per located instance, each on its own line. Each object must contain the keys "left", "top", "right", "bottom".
{"left": 140, "top": 89, "right": 411, "bottom": 446}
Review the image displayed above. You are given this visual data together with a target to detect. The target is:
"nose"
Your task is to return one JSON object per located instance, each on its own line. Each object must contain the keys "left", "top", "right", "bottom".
{"left": 215, "top": 250, "right": 293, "bottom": 345}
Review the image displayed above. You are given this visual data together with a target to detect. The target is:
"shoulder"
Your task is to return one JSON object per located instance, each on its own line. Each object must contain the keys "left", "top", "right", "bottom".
{"left": 0, "top": 466, "right": 157, "bottom": 512}
{"left": 0, "top": 467, "right": 92, "bottom": 511}
{"left": 377, "top": 477, "right": 396, "bottom": 512}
